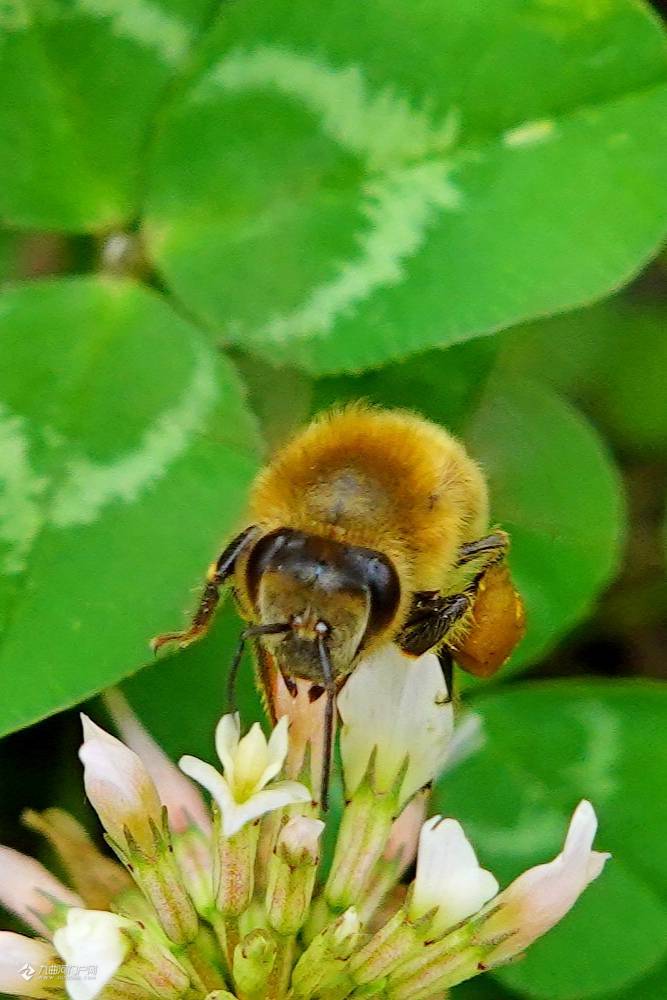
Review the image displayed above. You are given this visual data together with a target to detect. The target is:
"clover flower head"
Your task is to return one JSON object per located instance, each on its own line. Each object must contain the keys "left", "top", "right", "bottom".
{"left": 0, "top": 644, "right": 610, "bottom": 1000}
{"left": 180, "top": 713, "right": 311, "bottom": 838}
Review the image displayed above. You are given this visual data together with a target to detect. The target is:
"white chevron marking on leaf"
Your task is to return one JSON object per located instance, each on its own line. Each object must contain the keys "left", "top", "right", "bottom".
{"left": 0, "top": 404, "right": 49, "bottom": 574}
{"left": 77, "top": 0, "right": 191, "bottom": 65}
{"left": 51, "top": 341, "right": 218, "bottom": 528}
{"left": 198, "top": 45, "right": 463, "bottom": 342}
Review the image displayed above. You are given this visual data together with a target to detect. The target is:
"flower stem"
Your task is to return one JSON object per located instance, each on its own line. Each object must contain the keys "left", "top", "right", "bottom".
{"left": 267, "top": 933, "right": 296, "bottom": 998}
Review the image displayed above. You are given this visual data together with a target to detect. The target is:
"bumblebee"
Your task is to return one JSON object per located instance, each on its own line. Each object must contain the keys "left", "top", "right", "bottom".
{"left": 153, "top": 405, "right": 524, "bottom": 803}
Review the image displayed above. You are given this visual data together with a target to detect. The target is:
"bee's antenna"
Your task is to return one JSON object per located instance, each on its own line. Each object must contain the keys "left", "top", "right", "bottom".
{"left": 226, "top": 630, "right": 246, "bottom": 714}
{"left": 317, "top": 634, "right": 336, "bottom": 812}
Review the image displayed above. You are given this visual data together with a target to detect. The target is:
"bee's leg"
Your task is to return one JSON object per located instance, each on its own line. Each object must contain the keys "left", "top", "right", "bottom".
{"left": 397, "top": 588, "right": 475, "bottom": 658}
{"left": 455, "top": 530, "right": 509, "bottom": 569}
{"left": 151, "top": 525, "right": 258, "bottom": 654}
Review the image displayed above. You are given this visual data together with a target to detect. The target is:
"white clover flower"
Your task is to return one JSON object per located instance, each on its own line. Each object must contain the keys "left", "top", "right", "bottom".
{"left": 0, "top": 932, "right": 60, "bottom": 998}
{"left": 103, "top": 689, "right": 212, "bottom": 834}
{"left": 53, "top": 908, "right": 133, "bottom": 1000}
{"left": 481, "top": 799, "right": 610, "bottom": 963}
{"left": 79, "top": 715, "right": 163, "bottom": 854}
{"left": 409, "top": 816, "right": 499, "bottom": 936}
{"left": 338, "top": 645, "right": 454, "bottom": 806}
{"left": 179, "top": 714, "right": 311, "bottom": 838}
{"left": 0, "top": 845, "right": 83, "bottom": 933}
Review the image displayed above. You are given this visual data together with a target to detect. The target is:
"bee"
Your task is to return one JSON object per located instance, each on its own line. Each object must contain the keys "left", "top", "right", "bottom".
{"left": 153, "top": 405, "right": 524, "bottom": 804}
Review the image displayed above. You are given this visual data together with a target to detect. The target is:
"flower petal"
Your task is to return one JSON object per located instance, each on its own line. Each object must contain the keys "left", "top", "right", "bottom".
{"left": 179, "top": 756, "right": 234, "bottom": 816}
{"left": 215, "top": 713, "right": 241, "bottom": 784}
{"left": 0, "top": 845, "right": 83, "bottom": 934}
{"left": 0, "top": 932, "right": 59, "bottom": 998}
{"left": 410, "top": 817, "right": 498, "bottom": 935}
{"left": 219, "top": 780, "right": 312, "bottom": 838}
{"left": 261, "top": 715, "right": 290, "bottom": 786}
{"left": 53, "top": 908, "right": 132, "bottom": 1000}
{"left": 482, "top": 800, "right": 610, "bottom": 963}
{"left": 339, "top": 645, "right": 454, "bottom": 805}
{"left": 233, "top": 722, "right": 271, "bottom": 797}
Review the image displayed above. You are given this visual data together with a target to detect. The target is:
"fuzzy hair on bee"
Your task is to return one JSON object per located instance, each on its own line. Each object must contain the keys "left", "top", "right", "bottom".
{"left": 238, "top": 405, "right": 489, "bottom": 654}
{"left": 152, "top": 403, "right": 525, "bottom": 805}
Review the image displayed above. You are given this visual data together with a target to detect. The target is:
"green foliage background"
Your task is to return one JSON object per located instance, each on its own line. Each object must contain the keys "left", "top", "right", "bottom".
{"left": 1, "top": 1, "right": 667, "bottom": 997}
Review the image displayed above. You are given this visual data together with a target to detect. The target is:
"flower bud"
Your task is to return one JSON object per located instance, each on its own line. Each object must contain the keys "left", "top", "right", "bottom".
{"left": 329, "top": 907, "right": 362, "bottom": 959}
{"left": 266, "top": 818, "right": 324, "bottom": 935}
{"left": 277, "top": 816, "right": 325, "bottom": 868}
{"left": 325, "top": 779, "right": 396, "bottom": 911}
{"left": 0, "top": 845, "right": 82, "bottom": 934}
{"left": 350, "top": 909, "right": 421, "bottom": 986}
{"left": 358, "top": 793, "right": 429, "bottom": 926}
{"left": 79, "top": 715, "right": 162, "bottom": 855}
{"left": 214, "top": 819, "right": 261, "bottom": 917}
{"left": 0, "top": 932, "right": 62, "bottom": 998}
{"left": 53, "top": 908, "right": 133, "bottom": 1000}
{"left": 173, "top": 826, "right": 215, "bottom": 916}
{"left": 233, "top": 928, "right": 277, "bottom": 997}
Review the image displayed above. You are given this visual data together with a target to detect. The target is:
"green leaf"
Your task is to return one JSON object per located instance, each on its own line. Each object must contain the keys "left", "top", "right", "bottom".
{"left": 311, "top": 337, "right": 498, "bottom": 436}
{"left": 585, "top": 300, "right": 667, "bottom": 455}
{"left": 454, "top": 979, "right": 520, "bottom": 1000}
{"left": 0, "top": 229, "right": 18, "bottom": 285}
{"left": 434, "top": 681, "right": 667, "bottom": 999}
{"left": 499, "top": 294, "right": 667, "bottom": 454}
{"left": 144, "top": 0, "right": 667, "bottom": 375}
{"left": 0, "top": 276, "right": 260, "bottom": 738}
{"left": 0, "top": 0, "right": 214, "bottom": 231}
{"left": 120, "top": 604, "right": 265, "bottom": 765}
{"left": 465, "top": 379, "right": 625, "bottom": 671}
{"left": 230, "top": 350, "right": 314, "bottom": 451}
{"left": 604, "top": 959, "right": 667, "bottom": 1000}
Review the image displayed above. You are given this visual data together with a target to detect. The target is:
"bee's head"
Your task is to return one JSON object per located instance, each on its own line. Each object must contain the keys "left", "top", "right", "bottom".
{"left": 245, "top": 530, "right": 400, "bottom": 684}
